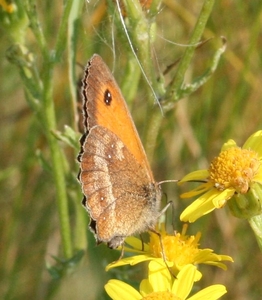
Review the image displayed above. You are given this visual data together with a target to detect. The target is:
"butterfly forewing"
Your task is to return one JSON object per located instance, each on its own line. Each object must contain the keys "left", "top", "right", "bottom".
{"left": 82, "top": 54, "right": 153, "bottom": 177}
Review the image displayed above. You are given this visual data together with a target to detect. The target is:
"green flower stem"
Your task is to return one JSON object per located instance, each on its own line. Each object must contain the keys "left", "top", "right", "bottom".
{"left": 23, "top": 1, "right": 73, "bottom": 259}
{"left": 121, "top": 0, "right": 164, "bottom": 104}
{"left": 120, "top": 0, "right": 161, "bottom": 158}
{"left": 74, "top": 191, "right": 88, "bottom": 250}
{"left": 164, "top": 0, "right": 215, "bottom": 111}
{"left": 121, "top": 56, "right": 142, "bottom": 105}
{"left": 66, "top": 0, "right": 87, "bottom": 250}
{"left": 67, "top": 0, "right": 83, "bottom": 130}
{"left": 54, "top": 0, "right": 74, "bottom": 61}
{"left": 144, "top": 107, "right": 163, "bottom": 164}
{"left": 120, "top": 0, "right": 159, "bottom": 113}
{"left": 6, "top": 44, "right": 42, "bottom": 107}
{"left": 24, "top": 0, "right": 48, "bottom": 57}
{"left": 122, "top": 0, "right": 152, "bottom": 77}
{"left": 42, "top": 61, "right": 73, "bottom": 259}
{"left": 248, "top": 214, "right": 262, "bottom": 252}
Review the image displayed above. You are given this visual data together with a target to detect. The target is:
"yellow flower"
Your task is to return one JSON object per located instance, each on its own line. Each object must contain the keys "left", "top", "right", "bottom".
{"left": 179, "top": 130, "right": 262, "bottom": 222}
{"left": 0, "top": 0, "right": 15, "bottom": 13}
{"left": 105, "top": 261, "right": 227, "bottom": 300}
{"left": 106, "top": 223, "right": 233, "bottom": 274}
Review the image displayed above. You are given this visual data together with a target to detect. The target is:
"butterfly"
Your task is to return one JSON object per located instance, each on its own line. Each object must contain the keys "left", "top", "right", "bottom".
{"left": 78, "top": 54, "right": 162, "bottom": 249}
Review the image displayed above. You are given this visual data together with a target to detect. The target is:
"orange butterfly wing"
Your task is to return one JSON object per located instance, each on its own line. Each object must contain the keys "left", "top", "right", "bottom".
{"left": 82, "top": 54, "right": 153, "bottom": 177}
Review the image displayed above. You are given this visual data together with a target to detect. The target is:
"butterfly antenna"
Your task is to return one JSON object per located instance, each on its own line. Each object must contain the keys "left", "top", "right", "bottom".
{"left": 158, "top": 179, "right": 178, "bottom": 186}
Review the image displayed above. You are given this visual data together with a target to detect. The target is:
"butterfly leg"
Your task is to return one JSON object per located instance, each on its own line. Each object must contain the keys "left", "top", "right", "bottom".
{"left": 149, "top": 227, "right": 177, "bottom": 278}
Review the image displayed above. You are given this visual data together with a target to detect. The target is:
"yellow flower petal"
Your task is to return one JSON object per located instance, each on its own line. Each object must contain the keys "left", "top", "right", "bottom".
{"left": 140, "top": 279, "right": 153, "bottom": 297}
{"left": 124, "top": 236, "right": 150, "bottom": 254}
{"left": 243, "top": 130, "right": 262, "bottom": 155}
{"left": 180, "top": 189, "right": 220, "bottom": 222}
{"left": 202, "top": 260, "right": 231, "bottom": 270}
{"left": 179, "top": 170, "right": 209, "bottom": 183}
{"left": 212, "top": 188, "right": 235, "bottom": 208}
{"left": 147, "top": 260, "right": 172, "bottom": 292}
{"left": 172, "top": 265, "right": 197, "bottom": 299}
{"left": 106, "top": 255, "right": 154, "bottom": 271}
{"left": 105, "top": 279, "right": 141, "bottom": 300}
{"left": 221, "top": 139, "right": 237, "bottom": 151}
{"left": 180, "top": 182, "right": 213, "bottom": 199}
{"left": 194, "top": 250, "right": 233, "bottom": 270}
{"left": 188, "top": 285, "right": 227, "bottom": 300}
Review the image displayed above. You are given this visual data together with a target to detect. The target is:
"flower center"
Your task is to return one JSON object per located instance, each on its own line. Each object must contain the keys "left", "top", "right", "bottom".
{"left": 143, "top": 291, "right": 180, "bottom": 300}
{"left": 209, "top": 147, "right": 260, "bottom": 193}
{"left": 149, "top": 226, "right": 201, "bottom": 270}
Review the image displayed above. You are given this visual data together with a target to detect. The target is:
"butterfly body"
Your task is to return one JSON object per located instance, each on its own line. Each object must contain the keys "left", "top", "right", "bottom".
{"left": 78, "top": 54, "right": 162, "bottom": 249}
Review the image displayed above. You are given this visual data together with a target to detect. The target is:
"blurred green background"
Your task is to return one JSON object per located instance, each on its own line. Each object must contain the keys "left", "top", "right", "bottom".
{"left": 1, "top": 0, "right": 262, "bottom": 299}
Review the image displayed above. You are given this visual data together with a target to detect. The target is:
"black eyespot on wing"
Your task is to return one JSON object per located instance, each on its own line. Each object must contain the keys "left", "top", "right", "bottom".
{"left": 104, "top": 89, "right": 112, "bottom": 105}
